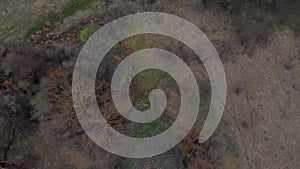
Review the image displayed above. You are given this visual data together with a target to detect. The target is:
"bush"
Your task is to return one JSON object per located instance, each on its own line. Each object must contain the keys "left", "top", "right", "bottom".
{"left": 2, "top": 41, "right": 79, "bottom": 84}
{"left": 0, "top": 90, "right": 36, "bottom": 167}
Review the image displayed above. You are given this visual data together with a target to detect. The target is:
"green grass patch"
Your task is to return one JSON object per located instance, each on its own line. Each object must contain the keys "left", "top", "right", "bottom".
{"left": 127, "top": 161, "right": 135, "bottom": 169}
{"left": 77, "top": 27, "right": 90, "bottom": 41}
{"left": 28, "top": 13, "right": 61, "bottom": 34}
{"left": 46, "top": 13, "right": 61, "bottom": 22}
{"left": 63, "top": 0, "right": 93, "bottom": 16}
{"left": 28, "top": 24, "right": 43, "bottom": 34}
{"left": 133, "top": 121, "right": 159, "bottom": 137}
{"left": 138, "top": 99, "right": 150, "bottom": 109}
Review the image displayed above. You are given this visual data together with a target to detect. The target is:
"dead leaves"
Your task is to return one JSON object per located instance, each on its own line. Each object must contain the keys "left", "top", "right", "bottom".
{"left": 120, "top": 41, "right": 131, "bottom": 55}
{"left": 114, "top": 55, "right": 122, "bottom": 64}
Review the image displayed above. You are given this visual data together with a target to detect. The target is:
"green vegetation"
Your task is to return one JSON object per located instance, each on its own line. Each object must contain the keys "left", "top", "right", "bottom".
{"left": 46, "top": 13, "right": 61, "bottom": 23}
{"left": 28, "top": 0, "right": 93, "bottom": 35}
{"left": 28, "top": 24, "right": 43, "bottom": 34}
{"left": 127, "top": 161, "right": 135, "bottom": 169}
{"left": 63, "top": 0, "right": 93, "bottom": 16}
{"left": 28, "top": 13, "right": 61, "bottom": 34}
{"left": 133, "top": 121, "right": 159, "bottom": 137}
{"left": 77, "top": 27, "right": 90, "bottom": 41}
{"left": 135, "top": 69, "right": 164, "bottom": 91}
{"left": 137, "top": 99, "right": 150, "bottom": 109}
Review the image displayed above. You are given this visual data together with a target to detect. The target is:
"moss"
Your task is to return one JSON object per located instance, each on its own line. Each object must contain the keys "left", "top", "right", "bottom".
{"left": 28, "top": 24, "right": 43, "bottom": 34}
{"left": 77, "top": 23, "right": 98, "bottom": 41}
{"left": 77, "top": 27, "right": 90, "bottom": 41}
{"left": 137, "top": 99, "right": 150, "bottom": 109}
{"left": 63, "top": 0, "right": 93, "bottom": 16}
{"left": 28, "top": 13, "right": 61, "bottom": 34}
{"left": 26, "top": 0, "right": 95, "bottom": 36}
{"left": 127, "top": 161, "right": 135, "bottom": 169}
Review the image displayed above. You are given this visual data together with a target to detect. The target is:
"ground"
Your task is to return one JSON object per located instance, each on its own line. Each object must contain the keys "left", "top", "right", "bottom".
{"left": 0, "top": 0, "right": 299, "bottom": 169}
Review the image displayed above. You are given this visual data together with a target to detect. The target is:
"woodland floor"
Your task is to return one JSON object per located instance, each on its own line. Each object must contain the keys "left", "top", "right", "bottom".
{"left": 0, "top": 0, "right": 299, "bottom": 169}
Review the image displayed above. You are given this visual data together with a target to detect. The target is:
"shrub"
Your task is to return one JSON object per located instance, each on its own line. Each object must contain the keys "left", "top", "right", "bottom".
{"left": 0, "top": 91, "right": 36, "bottom": 167}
